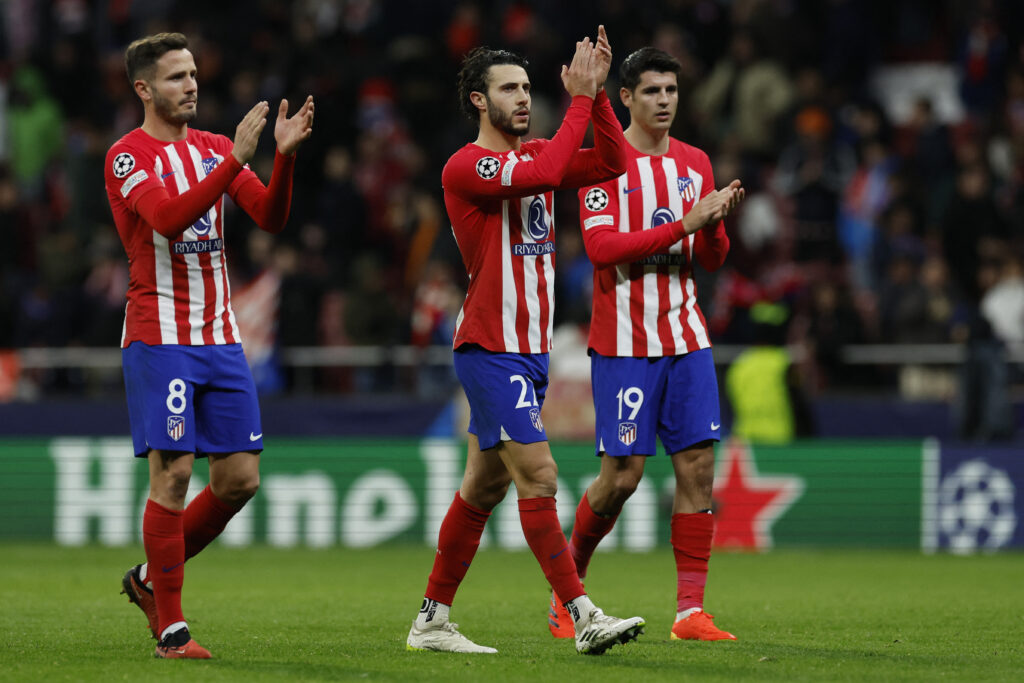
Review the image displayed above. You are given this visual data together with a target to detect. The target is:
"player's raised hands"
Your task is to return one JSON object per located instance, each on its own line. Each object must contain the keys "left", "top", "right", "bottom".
{"left": 231, "top": 101, "right": 270, "bottom": 165}
{"left": 561, "top": 38, "right": 598, "bottom": 99}
{"left": 275, "top": 95, "right": 315, "bottom": 155}
{"left": 681, "top": 179, "right": 746, "bottom": 235}
{"left": 594, "top": 25, "right": 613, "bottom": 90}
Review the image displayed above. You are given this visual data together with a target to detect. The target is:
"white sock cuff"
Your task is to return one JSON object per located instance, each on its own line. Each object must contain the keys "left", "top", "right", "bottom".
{"left": 160, "top": 621, "right": 188, "bottom": 640}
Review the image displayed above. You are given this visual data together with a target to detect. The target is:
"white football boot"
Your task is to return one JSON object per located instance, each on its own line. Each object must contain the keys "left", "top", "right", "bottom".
{"left": 574, "top": 608, "right": 645, "bottom": 655}
{"left": 406, "top": 621, "right": 498, "bottom": 654}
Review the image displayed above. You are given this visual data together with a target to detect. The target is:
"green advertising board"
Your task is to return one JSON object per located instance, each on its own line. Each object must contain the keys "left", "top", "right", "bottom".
{"left": 0, "top": 438, "right": 924, "bottom": 548}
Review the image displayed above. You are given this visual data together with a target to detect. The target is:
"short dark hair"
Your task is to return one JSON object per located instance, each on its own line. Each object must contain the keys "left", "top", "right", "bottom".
{"left": 619, "top": 47, "right": 680, "bottom": 91}
{"left": 457, "top": 47, "right": 529, "bottom": 120}
{"left": 125, "top": 32, "right": 189, "bottom": 84}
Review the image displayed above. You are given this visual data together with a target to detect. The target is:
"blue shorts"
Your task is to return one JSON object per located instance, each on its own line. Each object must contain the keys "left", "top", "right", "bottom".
{"left": 453, "top": 345, "right": 548, "bottom": 450}
{"left": 122, "top": 342, "right": 263, "bottom": 458}
{"left": 591, "top": 348, "right": 720, "bottom": 457}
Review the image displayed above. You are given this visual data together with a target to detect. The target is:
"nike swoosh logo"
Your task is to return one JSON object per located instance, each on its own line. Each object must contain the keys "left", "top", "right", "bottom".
{"left": 623, "top": 186, "right": 642, "bottom": 194}
{"left": 161, "top": 562, "right": 184, "bottom": 573}
{"left": 710, "top": 422, "right": 720, "bottom": 431}
{"left": 161, "top": 171, "right": 176, "bottom": 179}
{"left": 249, "top": 432, "right": 262, "bottom": 441}
{"left": 550, "top": 547, "right": 568, "bottom": 560}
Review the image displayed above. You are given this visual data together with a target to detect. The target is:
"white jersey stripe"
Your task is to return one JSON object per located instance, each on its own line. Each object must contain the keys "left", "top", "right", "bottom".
{"left": 685, "top": 276, "right": 710, "bottom": 347}
{"left": 542, "top": 220, "right": 555, "bottom": 352}
{"left": 146, "top": 155, "right": 179, "bottom": 344}
{"left": 520, "top": 196, "right": 541, "bottom": 354}
{"left": 662, "top": 158, "right": 686, "bottom": 352}
{"left": 614, "top": 173, "right": 632, "bottom": 354}
{"left": 636, "top": 157, "right": 660, "bottom": 356}
{"left": 153, "top": 231, "right": 179, "bottom": 344}
{"left": 163, "top": 144, "right": 206, "bottom": 344}
{"left": 500, "top": 200, "right": 519, "bottom": 352}
{"left": 188, "top": 145, "right": 227, "bottom": 344}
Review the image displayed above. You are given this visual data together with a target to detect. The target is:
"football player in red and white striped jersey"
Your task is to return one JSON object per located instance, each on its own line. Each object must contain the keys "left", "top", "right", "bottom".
{"left": 551, "top": 47, "right": 744, "bottom": 643}
{"left": 105, "top": 32, "right": 313, "bottom": 659}
{"left": 408, "top": 28, "right": 645, "bottom": 656}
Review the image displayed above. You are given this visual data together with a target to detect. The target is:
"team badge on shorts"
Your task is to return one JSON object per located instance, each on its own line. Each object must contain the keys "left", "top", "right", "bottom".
{"left": 529, "top": 408, "right": 544, "bottom": 432}
{"left": 618, "top": 422, "right": 637, "bottom": 446}
{"left": 112, "top": 152, "right": 136, "bottom": 178}
{"left": 476, "top": 156, "right": 500, "bottom": 179}
{"left": 167, "top": 416, "right": 186, "bottom": 442}
{"left": 584, "top": 187, "right": 609, "bottom": 211}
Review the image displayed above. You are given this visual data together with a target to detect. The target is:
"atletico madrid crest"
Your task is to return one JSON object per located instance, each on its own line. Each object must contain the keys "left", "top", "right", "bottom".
{"left": 167, "top": 415, "right": 186, "bottom": 442}
{"left": 678, "top": 176, "right": 696, "bottom": 203}
{"left": 618, "top": 421, "right": 637, "bottom": 446}
{"left": 529, "top": 408, "right": 544, "bottom": 432}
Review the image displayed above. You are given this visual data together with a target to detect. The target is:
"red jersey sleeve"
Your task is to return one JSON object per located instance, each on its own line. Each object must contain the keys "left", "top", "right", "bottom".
{"left": 229, "top": 150, "right": 296, "bottom": 234}
{"left": 442, "top": 95, "right": 593, "bottom": 201}
{"left": 560, "top": 90, "right": 627, "bottom": 190}
{"left": 692, "top": 153, "right": 730, "bottom": 271}
{"left": 105, "top": 138, "right": 244, "bottom": 240}
{"left": 577, "top": 180, "right": 689, "bottom": 269}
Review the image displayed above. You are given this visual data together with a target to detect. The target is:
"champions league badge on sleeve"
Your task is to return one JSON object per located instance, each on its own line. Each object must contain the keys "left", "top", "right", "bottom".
{"left": 618, "top": 422, "right": 637, "bottom": 446}
{"left": 167, "top": 416, "right": 186, "bottom": 442}
{"left": 476, "top": 156, "right": 500, "bottom": 180}
{"left": 112, "top": 152, "right": 136, "bottom": 178}
{"left": 584, "top": 187, "right": 609, "bottom": 211}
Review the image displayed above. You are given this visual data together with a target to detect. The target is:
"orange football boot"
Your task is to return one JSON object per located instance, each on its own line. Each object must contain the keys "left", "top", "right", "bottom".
{"left": 670, "top": 610, "right": 737, "bottom": 641}
{"left": 121, "top": 565, "right": 159, "bottom": 639}
{"left": 154, "top": 629, "right": 211, "bottom": 659}
{"left": 547, "top": 589, "right": 577, "bottom": 638}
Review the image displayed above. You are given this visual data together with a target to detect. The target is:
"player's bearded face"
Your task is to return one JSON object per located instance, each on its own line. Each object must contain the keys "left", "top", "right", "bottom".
{"left": 146, "top": 49, "right": 198, "bottom": 126}
{"left": 152, "top": 87, "right": 197, "bottom": 125}
{"left": 486, "top": 95, "right": 530, "bottom": 136}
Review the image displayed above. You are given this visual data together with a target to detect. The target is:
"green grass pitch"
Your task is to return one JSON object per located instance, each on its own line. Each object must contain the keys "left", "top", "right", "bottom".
{"left": 1, "top": 544, "right": 1021, "bottom": 681}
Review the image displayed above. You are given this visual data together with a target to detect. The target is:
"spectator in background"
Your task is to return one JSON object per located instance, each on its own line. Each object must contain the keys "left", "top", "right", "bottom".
{"left": 772, "top": 105, "right": 855, "bottom": 265}
{"left": 726, "top": 301, "right": 814, "bottom": 444}
{"left": 7, "top": 65, "right": 64, "bottom": 196}
{"left": 691, "top": 26, "right": 793, "bottom": 164}
{"left": 981, "top": 251, "right": 1024, "bottom": 348}
{"left": 943, "top": 161, "right": 1008, "bottom": 303}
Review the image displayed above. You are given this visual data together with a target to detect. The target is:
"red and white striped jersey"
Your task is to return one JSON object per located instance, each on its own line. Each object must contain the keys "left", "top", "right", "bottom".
{"left": 578, "top": 138, "right": 729, "bottom": 357}
{"left": 444, "top": 94, "right": 626, "bottom": 354}
{"left": 446, "top": 140, "right": 558, "bottom": 354}
{"left": 105, "top": 128, "right": 257, "bottom": 347}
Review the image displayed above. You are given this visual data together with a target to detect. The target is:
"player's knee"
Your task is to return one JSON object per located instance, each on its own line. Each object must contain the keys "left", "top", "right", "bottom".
{"left": 216, "top": 474, "right": 260, "bottom": 506}
{"left": 473, "top": 479, "right": 511, "bottom": 509}
{"left": 609, "top": 469, "right": 641, "bottom": 500}
{"left": 520, "top": 461, "right": 558, "bottom": 497}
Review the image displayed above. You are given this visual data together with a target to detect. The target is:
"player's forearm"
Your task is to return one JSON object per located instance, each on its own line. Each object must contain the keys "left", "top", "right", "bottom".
{"left": 583, "top": 221, "right": 687, "bottom": 269}
{"left": 133, "top": 155, "right": 244, "bottom": 239}
{"left": 512, "top": 96, "right": 592, "bottom": 190}
{"left": 587, "top": 91, "right": 627, "bottom": 176}
{"left": 694, "top": 222, "right": 730, "bottom": 271}
{"left": 560, "top": 92, "right": 627, "bottom": 188}
{"left": 235, "top": 150, "right": 295, "bottom": 234}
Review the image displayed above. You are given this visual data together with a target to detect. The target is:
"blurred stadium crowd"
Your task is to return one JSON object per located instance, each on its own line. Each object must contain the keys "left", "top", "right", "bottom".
{"left": 1, "top": 0, "right": 1023, "bottom": 403}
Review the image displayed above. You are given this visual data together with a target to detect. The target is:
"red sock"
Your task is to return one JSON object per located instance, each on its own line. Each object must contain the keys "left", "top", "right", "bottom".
{"left": 184, "top": 485, "right": 240, "bottom": 561}
{"left": 143, "top": 499, "right": 185, "bottom": 633}
{"left": 671, "top": 512, "right": 714, "bottom": 612}
{"left": 425, "top": 492, "right": 490, "bottom": 605}
{"left": 518, "top": 497, "right": 584, "bottom": 602}
{"left": 568, "top": 491, "right": 618, "bottom": 579}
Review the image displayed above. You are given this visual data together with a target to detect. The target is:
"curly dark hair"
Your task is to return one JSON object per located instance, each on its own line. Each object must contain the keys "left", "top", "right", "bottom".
{"left": 124, "top": 32, "right": 189, "bottom": 84}
{"left": 457, "top": 47, "right": 529, "bottom": 120}
{"left": 619, "top": 47, "right": 680, "bottom": 92}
